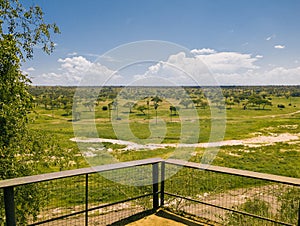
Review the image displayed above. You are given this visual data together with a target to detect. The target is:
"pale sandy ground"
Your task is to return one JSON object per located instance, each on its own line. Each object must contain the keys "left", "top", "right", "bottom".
{"left": 71, "top": 133, "right": 299, "bottom": 151}
{"left": 126, "top": 215, "right": 186, "bottom": 226}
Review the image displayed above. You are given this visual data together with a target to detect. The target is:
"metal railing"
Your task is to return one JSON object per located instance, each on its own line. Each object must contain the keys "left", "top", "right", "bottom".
{"left": 0, "top": 158, "right": 300, "bottom": 225}
{"left": 163, "top": 159, "right": 300, "bottom": 226}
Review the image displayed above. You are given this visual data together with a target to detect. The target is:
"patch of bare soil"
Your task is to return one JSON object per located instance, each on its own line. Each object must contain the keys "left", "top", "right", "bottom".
{"left": 126, "top": 214, "right": 186, "bottom": 226}
{"left": 30, "top": 203, "right": 145, "bottom": 226}
{"left": 125, "top": 210, "right": 214, "bottom": 226}
{"left": 165, "top": 184, "right": 287, "bottom": 224}
{"left": 71, "top": 132, "right": 299, "bottom": 151}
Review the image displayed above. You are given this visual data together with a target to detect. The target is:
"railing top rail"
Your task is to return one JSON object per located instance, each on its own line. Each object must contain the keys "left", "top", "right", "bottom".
{"left": 1, "top": 158, "right": 300, "bottom": 189}
{"left": 0, "top": 158, "right": 163, "bottom": 189}
{"left": 165, "top": 159, "right": 300, "bottom": 186}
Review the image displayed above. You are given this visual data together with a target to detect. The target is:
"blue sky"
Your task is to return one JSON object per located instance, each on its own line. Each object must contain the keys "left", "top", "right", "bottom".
{"left": 23, "top": 0, "right": 300, "bottom": 85}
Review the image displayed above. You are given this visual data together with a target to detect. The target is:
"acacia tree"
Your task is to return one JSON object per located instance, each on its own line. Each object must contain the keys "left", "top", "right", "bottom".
{"left": 169, "top": 105, "right": 178, "bottom": 122}
{"left": 0, "top": 0, "right": 64, "bottom": 224}
{"left": 123, "top": 101, "right": 136, "bottom": 113}
{"left": 137, "top": 105, "right": 147, "bottom": 115}
{"left": 151, "top": 96, "right": 162, "bottom": 124}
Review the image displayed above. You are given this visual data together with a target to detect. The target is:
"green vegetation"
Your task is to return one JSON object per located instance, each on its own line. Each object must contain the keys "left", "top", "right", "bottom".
{"left": 24, "top": 85, "right": 300, "bottom": 224}
{"left": 0, "top": 0, "right": 65, "bottom": 224}
{"left": 1, "top": 1, "right": 299, "bottom": 225}
{"left": 226, "top": 198, "right": 273, "bottom": 225}
{"left": 2, "top": 82, "right": 300, "bottom": 224}
{"left": 26, "top": 85, "right": 300, "bottom": 178}
{"left": 226, "top": 187, "right": 300, "bottom": 225}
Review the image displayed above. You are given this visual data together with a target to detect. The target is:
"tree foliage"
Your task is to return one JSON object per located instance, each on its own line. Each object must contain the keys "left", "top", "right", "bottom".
{"left": 136, "top": 105, "right": 147, "bottom": 115}
{"left": 0, "top": 0, "right": 63, "bottom": 224}
{"left": 246, "top": 94, "right": 272, "bottom": 109}
{"left": 123, "top": 101, "right": 136, "bottom": 113}
{"left": 0, "top": 0, "right": 60, "bottom": 59}
{"left": 169, "top": 106, "right": 177, "bottom": 115}
{"left": 0, "top": 37, "right": 30, "bottom": 150}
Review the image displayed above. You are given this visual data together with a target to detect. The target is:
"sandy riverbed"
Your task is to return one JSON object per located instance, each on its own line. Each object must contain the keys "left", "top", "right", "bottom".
{"left": 71, "top": 133, "right": 299, "bottom": 151}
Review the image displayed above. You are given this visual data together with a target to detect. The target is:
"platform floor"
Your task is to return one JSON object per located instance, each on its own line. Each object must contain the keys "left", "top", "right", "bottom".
{"left": 124, "top": 209, "right": 214, "bottom": 226}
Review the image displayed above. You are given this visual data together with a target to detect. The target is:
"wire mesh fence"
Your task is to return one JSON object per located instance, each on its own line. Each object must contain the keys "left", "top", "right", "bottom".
{"left": 25, "top": 175, "right": 86, "bottom": 225}
{"left": 87, "top": 165, "right": 154, "bottom": 225}
{"left": 0, "top": 159, "right": 160, "bottom": 226}
{"left": 0, "top": 158, "right": 299, "bottom": 225}
{"left": 164, "top": 161, "right": 300, "bottom": 225}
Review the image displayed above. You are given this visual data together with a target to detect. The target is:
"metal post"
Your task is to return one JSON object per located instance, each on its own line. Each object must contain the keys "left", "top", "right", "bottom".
{"left": 298, "top": 201, "right": 300, "bottom": 226}
{"left": 4, "top": 186, "right": 16, "bottom": 226}
{"left": 152, "top": 163, "right": 159, "bottom": 210}
{"left": 160, "top": 161, "right": 165, "bottom": 207}
{"left": 85, "top": 174, "right": 89, "bottom": 226}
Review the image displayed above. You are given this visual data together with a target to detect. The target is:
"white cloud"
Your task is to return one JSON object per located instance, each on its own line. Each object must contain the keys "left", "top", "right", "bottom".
{"left": 196, "top": 52, "right": 259, "bottom": 73}
{"left": 33, "top": 56, "right": 116, "bottom": 86}
{"left": 152, "top": 52, "right": 209, "bottom": 81}
{"left": 97, "top": 55, "right": 120, "bottom": 62}
{"left": 266, "top": 34, "right": 276, "bottom": 41}
{"left": 26, "top": 67, "right": 35, "bottom": 71}
{"left": 191, "top": 48, "right": 216, "bottom": 55}
{"left": 274, "top": 45, "right": 285, "bottom": 49}
{"left": 31, "top": 49, "right": 300, "bottom": 86}
{"left": 212, "top": 66, "right": 300, "bottom": 85}
{"left": 67, "top": 52, "right": 78, "bottom": 56}
{"left": 141, "top": 50, "right": 260, "bottom": 86}
{"left": 141, "top": 50, "right": 299, "bottom": 85}
{"left": 58, "top": 56, "right": 93, "bottom": 74}
{"left": 22, "top": 67, "right": 36, "bottom": 76}
{"left": 84, "top": 53, "right": 101, "bottom": 58}
{"left": 263, "top": 66, "right": 300, "bottom": 84}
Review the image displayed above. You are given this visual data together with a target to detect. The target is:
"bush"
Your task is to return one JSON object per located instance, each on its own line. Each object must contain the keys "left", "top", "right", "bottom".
{"left": 226, "top": 188, "right": 300, "bottom": 226}
{"left": 277, "top": 187, "right": 300, "bottom": 225}
{"left": 226, "top": 198, "right": 271, "bottom": 225}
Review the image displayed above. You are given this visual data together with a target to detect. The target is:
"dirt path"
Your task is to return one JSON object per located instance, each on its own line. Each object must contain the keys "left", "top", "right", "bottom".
{"left": 253, "top": 110, "right": 300, "bottom": 119}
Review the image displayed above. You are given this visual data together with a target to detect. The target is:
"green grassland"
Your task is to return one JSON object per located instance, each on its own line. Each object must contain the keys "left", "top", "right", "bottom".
{"left": 28, "top": 86, "right": 300, "bottom": 178}
{"left": 22, "top": 86, "right": 300, "bottom": 225}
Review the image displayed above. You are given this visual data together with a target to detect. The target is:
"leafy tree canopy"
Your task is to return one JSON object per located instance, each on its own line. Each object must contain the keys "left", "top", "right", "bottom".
{"left": 0, "top": 1, "right": 64, "bottom": 224}
{"left": 0, "top": 0, "right": 60, "bottom": 59}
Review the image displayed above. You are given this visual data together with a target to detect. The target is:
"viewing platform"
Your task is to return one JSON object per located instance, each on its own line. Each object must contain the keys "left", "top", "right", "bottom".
{"left": 1, "top": 158, "right": 299, "bottom": 225}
